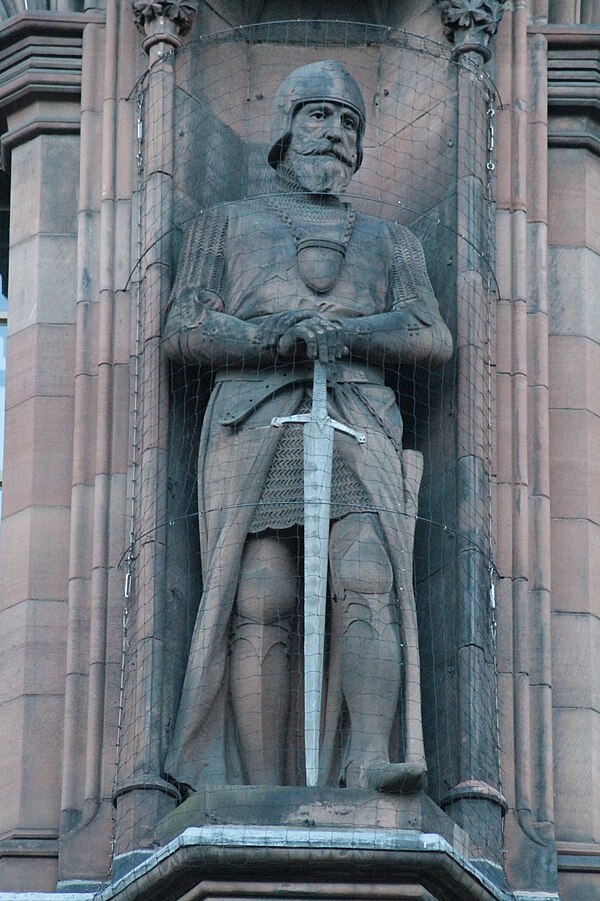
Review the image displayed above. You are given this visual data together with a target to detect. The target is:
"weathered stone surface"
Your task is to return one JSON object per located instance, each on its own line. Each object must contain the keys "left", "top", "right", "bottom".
{"left": 548, "top": 245, "right": 600, "bottom": 342}
{"left": 0, "top": 507, "right": 71, "bottom": 609}
{"left": 8, "top": 234, "right": 78, "bottom": 332}
{"left": 549, "top": 335, "right": 600, "bottom": 419}
{"left": 558, "top": 872, "right": 600, "bottom": 901}
{"left": 551, "top": 518, "right": 600, "bottom": 615}
{"left": 3, "top": 396, "right": 75, "bottom": 516}
{"left": 0, "top": 854, "right": 58, "bottom": 894}
{"left": 10, "top": 135, "right": 79, "bottom": 244}
{"left": 548, "top": 148, "right": 600, "bottom": 254}
{"left": 552, "top": 706, "right": 600, "bottom": 841}
{"left": 548, "top": 407, "right": 600, "bottom": 521}
{"left": 0, "top": 694, "right": 65, "bottom": 836}
{"left": 5, "top": 324, "right": 75, "bottom": 410}
{"left": 156, "top": 785, "right": 469, "bottom": 852}
{"left": 101, "top": 821, "right": 506, "bottom": 901}
{"left": 0, "top": 598, "right": 68, "bottom": 703}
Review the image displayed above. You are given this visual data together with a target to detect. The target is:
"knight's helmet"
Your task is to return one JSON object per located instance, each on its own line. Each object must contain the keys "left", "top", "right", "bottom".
{"left": 267, "top": 60, "right": 366, "bottom": 172}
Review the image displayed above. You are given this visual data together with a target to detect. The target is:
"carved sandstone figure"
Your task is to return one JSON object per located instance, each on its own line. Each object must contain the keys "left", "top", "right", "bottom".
{"left": 163, "top": 61, "right": 452, "bottom": 793}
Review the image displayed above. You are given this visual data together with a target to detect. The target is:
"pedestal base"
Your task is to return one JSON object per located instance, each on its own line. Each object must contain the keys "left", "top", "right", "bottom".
{"left": 95, "top": 787, "right": 511, "bottom": 901}
{"left": 156, "top": 785, "right": 469, "bottom": 851}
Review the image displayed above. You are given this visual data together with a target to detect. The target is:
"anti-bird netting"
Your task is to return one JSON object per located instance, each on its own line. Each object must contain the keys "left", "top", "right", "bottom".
{"left": 109, "top": 20, "right": 503, "bottom": 898}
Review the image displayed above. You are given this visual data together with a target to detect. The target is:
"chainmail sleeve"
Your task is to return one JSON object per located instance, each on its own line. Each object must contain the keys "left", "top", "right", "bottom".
{"left": 387, "top": 222, "right": 439, "bottom": 326}
{"left": 164, "top": 206, "right": 229, "bottom": 337}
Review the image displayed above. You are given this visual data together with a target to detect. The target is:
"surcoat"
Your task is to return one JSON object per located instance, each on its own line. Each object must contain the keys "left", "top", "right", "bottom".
{"left": 162, "top": 191, "right": 445, "bottom": 789}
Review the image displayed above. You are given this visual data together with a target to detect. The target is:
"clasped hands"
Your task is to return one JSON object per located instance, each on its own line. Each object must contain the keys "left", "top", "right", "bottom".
{"left": 256, "top": 310, "right": 349, "bottom": 363}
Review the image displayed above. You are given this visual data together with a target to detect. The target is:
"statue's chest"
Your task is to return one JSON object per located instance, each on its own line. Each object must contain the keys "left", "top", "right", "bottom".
{"left": 226, "top": 210, "right": 390, "bottom": 318}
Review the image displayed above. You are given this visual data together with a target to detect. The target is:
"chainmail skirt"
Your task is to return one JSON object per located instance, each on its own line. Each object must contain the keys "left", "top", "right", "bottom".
{"left": 249, "top": 395, "right": 373, "bottom": 533}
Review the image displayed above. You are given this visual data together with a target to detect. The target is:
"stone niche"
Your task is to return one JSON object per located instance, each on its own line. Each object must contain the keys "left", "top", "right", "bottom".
{"left": 112, "top": 10, "right": 505, "bottom": 901}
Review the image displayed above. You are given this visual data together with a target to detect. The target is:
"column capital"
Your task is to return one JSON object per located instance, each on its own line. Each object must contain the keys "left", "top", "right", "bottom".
{"left": 435, "top": 0, "right": 507, "bottom": 61}
{"left": 131, "top": 1, "right": 198, "bottom": 52}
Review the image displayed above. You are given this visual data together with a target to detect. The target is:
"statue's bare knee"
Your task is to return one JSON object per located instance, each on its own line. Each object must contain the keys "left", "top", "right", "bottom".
{"left": 236, "top": 534, "right": 298, "bottom": 624}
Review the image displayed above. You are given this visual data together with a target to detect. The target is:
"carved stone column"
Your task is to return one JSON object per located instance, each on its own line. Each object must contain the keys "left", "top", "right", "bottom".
{"left": 112, "top": 0, "right": 198, "bottom": 874}
{"left": 435, "top": 0, "right": 509, "bottom": 871}
{"left": 131, "top": 0, "right": 198, "bottom": 52}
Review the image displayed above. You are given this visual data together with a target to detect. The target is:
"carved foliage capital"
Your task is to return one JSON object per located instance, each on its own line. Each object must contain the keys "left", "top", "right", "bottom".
{"left": 436, "top": 0, "right": 507, "bottom": 60}
{"left": 131, "top": 1, "right": 198, "bottom": 38}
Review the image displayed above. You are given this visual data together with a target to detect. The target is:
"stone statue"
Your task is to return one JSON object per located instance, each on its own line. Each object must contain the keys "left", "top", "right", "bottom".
{"left": 162, "top": 60, "right": 453, "bottom": 794}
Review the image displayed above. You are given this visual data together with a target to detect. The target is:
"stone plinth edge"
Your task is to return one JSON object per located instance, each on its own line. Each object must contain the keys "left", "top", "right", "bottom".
{"left": 93, "top": 824, "right": 516, "bottom": 901}
{"left": 156, "top": 784, "right": 468, "bottom": 851}
{"left": 0, "top": 895, "right": 94, "bottom": 900}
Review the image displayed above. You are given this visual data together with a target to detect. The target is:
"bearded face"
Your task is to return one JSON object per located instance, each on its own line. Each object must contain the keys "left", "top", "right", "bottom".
{"left": 284, "top": 101, "right": 360, "bottom": 195}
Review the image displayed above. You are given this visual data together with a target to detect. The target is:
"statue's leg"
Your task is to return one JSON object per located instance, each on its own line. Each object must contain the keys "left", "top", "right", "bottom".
{"left": 230, "top": 532, "right": 298, "bottom": 785}
{"left": 329, "top": 512, "right": 398, "bottom": 783}
{"left": 330, "top": 512, "right": 426, "bottom": 793}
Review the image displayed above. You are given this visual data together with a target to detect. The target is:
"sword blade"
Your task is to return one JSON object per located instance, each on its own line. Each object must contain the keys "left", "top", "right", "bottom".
{"left": 303, "top": 408, "right": 334, "bottom": 787}
{"left": 271, "top": 361, "right": 365, "bottom": 787}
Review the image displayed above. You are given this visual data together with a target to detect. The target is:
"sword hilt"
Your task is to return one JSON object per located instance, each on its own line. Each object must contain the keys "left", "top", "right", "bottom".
{"left": 271, "top": 361, "right": 366, "bottom": 444}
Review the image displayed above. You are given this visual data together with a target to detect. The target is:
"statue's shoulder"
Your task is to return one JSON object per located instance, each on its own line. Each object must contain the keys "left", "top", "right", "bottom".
{"left": 387, "top": 219, "right": 423, "bottom": 247}
{"left": 354, "top": 211, "right": 420, "bottom": 245}
{"left": 353, "top": 210, "right": 395, "bottom": 242}
{"left": 183, "top": 203, "right": 231, "bottom": 236}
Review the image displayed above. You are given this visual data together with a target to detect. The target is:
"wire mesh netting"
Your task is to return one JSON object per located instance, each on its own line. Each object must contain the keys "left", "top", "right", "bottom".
{"left": 108, "top": 20, "right": 502, "bottom": 898}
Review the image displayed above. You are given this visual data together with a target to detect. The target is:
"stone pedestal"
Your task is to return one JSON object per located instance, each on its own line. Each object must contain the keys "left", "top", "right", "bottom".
{"left": 155, "top": 786, "right": 467, "bottom": 847}
{"left": 100, "top": 787, "right": 509, "bottom": 901}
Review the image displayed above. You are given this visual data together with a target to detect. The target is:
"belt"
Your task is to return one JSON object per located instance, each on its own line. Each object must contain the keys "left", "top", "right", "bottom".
{"left": 214, "top": 361, "right": 386, "bottom": 427}
{"left": 213, "top": 359, "right": 385, "bottom": 386}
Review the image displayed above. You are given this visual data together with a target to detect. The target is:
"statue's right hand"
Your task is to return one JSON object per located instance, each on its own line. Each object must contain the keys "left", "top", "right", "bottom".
{"left": 278, "top": 316, "right": 348, "bottom": 363}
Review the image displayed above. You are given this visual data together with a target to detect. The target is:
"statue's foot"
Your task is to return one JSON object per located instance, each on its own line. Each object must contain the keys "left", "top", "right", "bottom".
{"left": 344, "top": 756, "right": 427, "bottom": 794}
{"left": 366, "top": 760, "right": 427, "bottom": 794}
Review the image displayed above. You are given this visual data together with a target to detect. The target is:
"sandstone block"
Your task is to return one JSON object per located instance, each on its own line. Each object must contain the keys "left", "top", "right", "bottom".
{"left": 0, "top": 507, "right": 71, "bottom": 608}
{"left": 549, "top": 408, "right": 600, "bottom": 522}
{"left": 548, "top": 245, "right": 600, "bottom": 343}
{"left": 553, "top": 706, "right": 600, "bottom": 842}
{"left": 551, "top": 517, "right": 600, "bottom": 615}
{"left": 549, "top": 335, "right": 600, "bottom": 419}
{"left": 5, "top": 324, "right": 75, "bottom": 410}
{"left": 552, "top": 611, "right": 600, "bottom": 711}
{"left": 3, "top": 395, "right": 74, "bottom": 517}
{"left": 10, "top": 134, "right": 79, "bottom": 245}
{"left": 9, "top": 234, "right": 78, "bottom": 333}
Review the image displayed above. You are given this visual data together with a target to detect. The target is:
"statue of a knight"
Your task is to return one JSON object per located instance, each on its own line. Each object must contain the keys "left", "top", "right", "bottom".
{"left": 162, "top": 60, "right": 453, "bottom": 793}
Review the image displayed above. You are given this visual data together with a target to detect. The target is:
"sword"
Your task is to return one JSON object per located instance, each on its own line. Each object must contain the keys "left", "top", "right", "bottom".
{"left": 271, "top": 361, "right": 366, "bottom": 786}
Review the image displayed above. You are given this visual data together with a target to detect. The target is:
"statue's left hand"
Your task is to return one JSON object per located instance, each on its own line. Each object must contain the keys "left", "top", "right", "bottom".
{"left": 278, "top": 315, "right": 348, "bottom": 363}
{"left": 255, "top": 311, "right": 315, "bottom": 349}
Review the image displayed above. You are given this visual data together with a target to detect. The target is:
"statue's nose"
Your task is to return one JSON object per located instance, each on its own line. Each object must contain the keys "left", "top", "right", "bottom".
{"left": 325, "top": 125, "right": 343, "bottom": 143}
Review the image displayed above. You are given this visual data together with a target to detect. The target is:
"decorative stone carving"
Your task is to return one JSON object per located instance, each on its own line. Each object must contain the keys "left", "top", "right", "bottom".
{"left": 132, "top": 0, "right": 198, "bottom": 47}
{"left": 436, "top": 0, "right": 507, "bottom": 60}
{"left": 162, "top": 60, "right": 453, "bottom": 796}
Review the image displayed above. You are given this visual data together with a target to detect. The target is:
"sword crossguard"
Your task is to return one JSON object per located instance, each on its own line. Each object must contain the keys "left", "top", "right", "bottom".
{"left": 271, "top": 413, "right": 366, "bottom": 444}
{"left": 271, "top": 361, "right": 366, "bottom": 444}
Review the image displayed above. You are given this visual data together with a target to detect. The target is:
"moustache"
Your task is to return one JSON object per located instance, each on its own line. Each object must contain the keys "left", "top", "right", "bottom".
{"left": 297, "top": 142, "right": 355, "bottom": 168}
